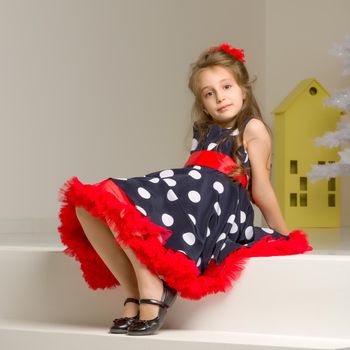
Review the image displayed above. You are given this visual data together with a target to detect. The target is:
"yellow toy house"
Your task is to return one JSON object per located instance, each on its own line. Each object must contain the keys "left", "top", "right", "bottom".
{"left": 273, "top": 78, "right": 342, "bottom": 227}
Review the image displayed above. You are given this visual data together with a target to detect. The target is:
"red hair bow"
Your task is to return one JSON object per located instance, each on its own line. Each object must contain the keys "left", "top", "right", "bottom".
{"left": 210, "top": 43, "right": 246, "bottom": 63}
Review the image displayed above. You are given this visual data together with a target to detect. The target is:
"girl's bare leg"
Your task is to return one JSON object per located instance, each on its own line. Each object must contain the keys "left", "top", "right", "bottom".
{"left": 121, "top": 246, "right": 165, "bottom": 321}
{"left": 101, "top": 220, "right": 165, "bottom": 321}
{"left": 75, "top": 206, "right": 139, "bottom": 317}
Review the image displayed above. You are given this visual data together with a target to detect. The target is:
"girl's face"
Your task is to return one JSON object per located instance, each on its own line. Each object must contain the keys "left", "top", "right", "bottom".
{"left": 197, "top": 65, "right": 245, "bottom": 128}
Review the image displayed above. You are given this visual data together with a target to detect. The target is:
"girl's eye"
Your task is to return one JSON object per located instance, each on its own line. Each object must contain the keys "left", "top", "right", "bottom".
{"left": 204, "top": 91, "right": 213, "bottom": 98}
{"left": 224, "top": 84, "right": 232, "bottom": 89}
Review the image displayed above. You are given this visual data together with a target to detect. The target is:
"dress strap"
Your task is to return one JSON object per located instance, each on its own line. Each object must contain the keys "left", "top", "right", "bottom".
{"left": 240, "top": 116, "right": 254, "bottom": 134}
{"left": 185, "top": 150, "right": 248, "bottom": 188}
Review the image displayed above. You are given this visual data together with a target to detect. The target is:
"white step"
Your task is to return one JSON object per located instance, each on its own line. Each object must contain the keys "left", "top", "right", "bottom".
{"left": 1, "top": 320, "right": 350, "bottom": 350}
{"left": 0, "top": 244, "right": 350, "bottom": 349}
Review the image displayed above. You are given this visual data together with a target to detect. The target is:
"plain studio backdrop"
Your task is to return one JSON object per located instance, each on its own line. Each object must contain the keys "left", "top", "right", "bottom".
{"left": 0, "top": 0, "right": 349, "bottom": 233}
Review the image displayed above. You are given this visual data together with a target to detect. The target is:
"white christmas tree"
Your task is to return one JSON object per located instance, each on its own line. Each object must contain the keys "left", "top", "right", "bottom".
{"left": 308, "top": 35, "right": 350, "bottom": 181}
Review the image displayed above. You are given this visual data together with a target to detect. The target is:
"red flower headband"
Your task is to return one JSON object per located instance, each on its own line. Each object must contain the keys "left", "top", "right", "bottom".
{"left": 209, "top": 43, "right": 246, "bottom": 63}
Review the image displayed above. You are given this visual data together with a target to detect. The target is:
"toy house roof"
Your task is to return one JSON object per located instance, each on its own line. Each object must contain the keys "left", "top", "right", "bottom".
{"left": 273, "top": 78, "right": 330, "bottom": 115}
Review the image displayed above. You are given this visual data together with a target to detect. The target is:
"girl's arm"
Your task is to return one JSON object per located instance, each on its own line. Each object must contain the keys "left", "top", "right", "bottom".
{"left": 243, "top": 118, "right": 290, "bottom": 236}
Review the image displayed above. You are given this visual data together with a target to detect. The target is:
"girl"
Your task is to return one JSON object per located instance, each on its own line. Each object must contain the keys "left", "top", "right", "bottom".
{"left": 58, "top": 43, "right": 312, "bottom": 336}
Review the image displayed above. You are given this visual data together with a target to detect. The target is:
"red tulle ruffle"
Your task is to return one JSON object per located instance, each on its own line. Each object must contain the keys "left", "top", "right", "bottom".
{"left": 58, "top": 177, "right": 313, "bottom": 300}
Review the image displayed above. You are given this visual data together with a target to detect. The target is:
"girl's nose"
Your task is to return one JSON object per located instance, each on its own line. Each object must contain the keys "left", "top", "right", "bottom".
{"left": 216, "top": 94, "right": 225, "bottom": 103}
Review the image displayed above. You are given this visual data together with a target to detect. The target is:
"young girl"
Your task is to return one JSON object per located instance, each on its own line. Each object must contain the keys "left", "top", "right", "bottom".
{"left": 58, "top": 43, "right": 313, "bottom": 336}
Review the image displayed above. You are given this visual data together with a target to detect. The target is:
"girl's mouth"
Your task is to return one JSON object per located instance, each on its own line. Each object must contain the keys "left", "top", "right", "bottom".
{"left": 217, "top": 104, "right": 232, "bottom": 112}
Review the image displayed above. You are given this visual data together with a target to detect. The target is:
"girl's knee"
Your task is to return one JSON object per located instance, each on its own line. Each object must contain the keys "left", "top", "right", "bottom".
{"left": 75, "top": 206, "right": 112, "bottom": 232}
{"left": 75, "top": 206, "right": 90, "bottom": 220}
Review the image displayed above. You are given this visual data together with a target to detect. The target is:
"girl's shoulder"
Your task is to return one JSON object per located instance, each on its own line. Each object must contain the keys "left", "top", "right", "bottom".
{"left": 241, "top": 116, "right": 262, "bottom": 130}
{"left": 242, "top": 117, "right": 271, "bottom": 150}
{"left": 243, "top": 117, "right": 270, "bottom": 137}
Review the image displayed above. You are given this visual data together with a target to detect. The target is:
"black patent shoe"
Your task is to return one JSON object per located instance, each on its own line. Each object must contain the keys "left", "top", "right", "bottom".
{"left": 127, "top": 280, "right": 177, "bottom": 336}
{"left": 109, "top": 297, "right": 139, "bottom": 334}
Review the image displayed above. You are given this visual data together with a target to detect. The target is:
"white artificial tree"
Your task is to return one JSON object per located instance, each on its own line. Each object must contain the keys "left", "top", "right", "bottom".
{"left": 308, "top": 35, "right": 350, "bottom": 181}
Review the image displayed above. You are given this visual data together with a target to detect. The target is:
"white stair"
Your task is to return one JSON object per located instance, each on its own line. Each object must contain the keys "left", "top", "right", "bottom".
{"left": 1, "top": 242, "right": 350, "bottom": 349}
{"left": 2, "top": 321, "right": 350, "bottom": 350}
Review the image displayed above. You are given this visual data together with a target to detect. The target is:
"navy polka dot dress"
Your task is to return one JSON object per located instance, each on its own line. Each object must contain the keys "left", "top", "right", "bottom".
{"left": 110, "top": 119, "right": 289, "bottom": 273}
{"left": 58, "top": 118, "right": 312, "bottom": 299}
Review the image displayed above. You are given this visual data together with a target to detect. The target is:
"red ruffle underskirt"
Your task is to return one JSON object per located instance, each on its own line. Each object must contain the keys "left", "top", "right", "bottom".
{"left": 58, "top": 176, "right": 313, "bottom": 300}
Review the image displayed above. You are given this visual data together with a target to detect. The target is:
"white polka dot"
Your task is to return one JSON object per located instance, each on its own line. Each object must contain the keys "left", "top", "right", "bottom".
{"left": 135, "top": 206, "right": 147, "bottom": 216}
{"left": 182, "top": 232, "right": 196, "bottom": 245}
{"left": 167, "top": 189, "right": 178, "bottom": 201}
{"left": 227, "top": 214, "right": 235, "bottom": 224}
{"left": 163, "top": 178, "right": 177, "bottom": 187}
{"left": 196, "top": 257, "right": 201, "bottom": 267}
{"left": 231, "top": 128, "right": 239, "bottom": 136}
{"left": 188, "top": 214, "right": 196, "bottom": 225}
{"left": 116, "top": 177, "right": 127, "bottom": 180}
{"left": 207, "top": 142, "right": 217, "bottom": 150}
{"left": 188, "top": 190, "right": 201, "bottom": 203}
{"left": 159, "top": 169, "right": 174, "bottom": 178}
{"left": 211, "top": 254, "right": 215, "bottom": 259}
{"left": 213, "top": 181, "right": 224, "bottom": 194}
{"left": 245, "top": 226, "right": 254, "bottom": 240}
{"left": 189, "top": 170, "right": 201, "bottom": 179}
{"left": 149, "top": 177, "right": 160, "bottom": 183}
{"left": 191, "top": 138, "right": 199, "bottom": 151}
{"left": 214, "top": 202, "right": 221, "bottom": 215}
{"left": 262, "top": 227, "right": 274, "bottom": 234}
{"left": 220, "top": 243, "right": 226, "bottom": 251}
{"left": 240, "top": 211, "right": 246, "bottom": 223}
{"left": 206, "top": 227, "right": 211, "bottom": 237}
{"left": 244, "top": 151, "right": 249, "bottom": 163}
{"left": 230, "top": 222, "right": 238, "bottom": 234}
{"left": 216, "top": 232, "right": 226, "bottom": 242}
{"left": 162, "top": 213, "right": 174, "bottom": 227}
{"left": 138, "top": 187, "right": 151, "bottom": 199}
{"left": 193, "top": 165, "right": 201, "bottom": 170}
{"left": 177, "top": 250, "right": 187, "bottom": 256}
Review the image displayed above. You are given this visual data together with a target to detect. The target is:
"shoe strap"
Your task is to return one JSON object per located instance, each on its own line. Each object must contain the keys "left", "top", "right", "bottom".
{"left": 113, "top": 315, "right": 137, "bottom": 323}
{"left": 139, "top": 298, "right": 169, "bottom": 308}
{"left": 124, "top": 297, "right": 140, "bottom": 306}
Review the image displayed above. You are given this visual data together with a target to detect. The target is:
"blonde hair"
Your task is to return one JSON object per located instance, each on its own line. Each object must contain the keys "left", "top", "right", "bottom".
{"left": 188, "top": 47, "right": 269, "bottom": 195}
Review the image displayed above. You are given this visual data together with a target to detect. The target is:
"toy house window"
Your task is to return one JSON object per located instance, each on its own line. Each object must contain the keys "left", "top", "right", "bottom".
{"left": 318, "top": 161, "right": 326, "bottom": 165}
{"left": 300, "top": 193, "right": 307, "bottom": 207}
{"left": 309, "top": 87, "right": 318, "bottom": 96}
{"left": 328, "top": 194, "right": 336, "bottom": 207}
{"left": 300, "top": 177, "right": 307, "bottom": 191}
{"left": 290, "top": 160, "right": 298, "bottom": 174}
{"left": 290, "top": 193, "right": 297, "bottom": 206}
{"left": 328, "top": 178, "right": 336, "bottom": 191}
